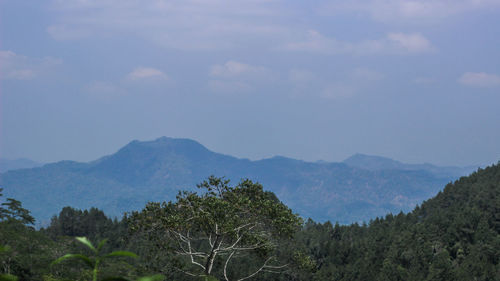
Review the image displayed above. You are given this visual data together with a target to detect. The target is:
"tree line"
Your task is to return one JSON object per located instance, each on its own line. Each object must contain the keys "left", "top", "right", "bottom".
{"left": 1, "top": 163, "right": 499, "bottom": 280}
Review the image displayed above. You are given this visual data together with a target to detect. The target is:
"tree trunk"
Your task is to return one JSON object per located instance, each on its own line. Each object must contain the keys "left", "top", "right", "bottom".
{"left": 205, "top": 234, "right": 221, "bottom": 275}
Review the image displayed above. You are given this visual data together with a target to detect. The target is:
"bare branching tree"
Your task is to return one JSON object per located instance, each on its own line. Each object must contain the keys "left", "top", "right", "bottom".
{"left": 129, "top": 176, "right": 302, "bottom": 280}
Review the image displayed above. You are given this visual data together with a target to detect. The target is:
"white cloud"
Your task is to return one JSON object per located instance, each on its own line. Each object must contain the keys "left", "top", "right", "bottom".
{"left": 208, "top": 61, "right": 273, "bottom": 94}
{"left": 45, "top": 0, "right": 500, "bottom": 55}
{"left": 127, "top": 67, "right": 168, "bottom": 81}
{"left": 48, "top": 0, "right": 289, "bottom": 50}
{"left": 210, "top": 61, "right": 270, "bottom": 78}
{"left": 287, "top": 67, "right": 383, "bottom": 99}
{"left": 47, "top": 25, "right": 91, "bottom": 41}
{"left": 46, "top": 0, "right": 479, "bottom": 59}
{"left": 85, "top": 68, "right": 170, "bottom": 99}
{"left": 319, "top": 0, "right": 500, "bottom": 23}
{"left": 458, "top": 72, "right": 500, "bottom": 87}
{"left": 284, "top": 30, "right": 342, "bottom": 54}
{"left": 387, "top": 33, "right": 434, "bottom": 53}
{"left": 0, "top": 50, "right": 62, "bottom": 80}
{"left": 284, "top": 30, "right": 434, "bottom": 55}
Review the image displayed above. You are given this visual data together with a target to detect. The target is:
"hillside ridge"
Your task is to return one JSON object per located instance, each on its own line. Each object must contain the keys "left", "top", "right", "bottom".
{"left": 0, "top": 137, "right": 478, "bottom": 226}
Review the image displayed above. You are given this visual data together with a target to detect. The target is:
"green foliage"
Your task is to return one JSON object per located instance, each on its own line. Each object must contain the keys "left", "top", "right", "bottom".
{"left": 129, "top": 176, "right": 302, "bottom": 280}
{"left": 0, "top": 245, "right": 17, "bottom": 281}
{"left": 2, "top": 163, "right": 500, "bottom": 281}
{"left": 200, "top": 276, "right": 218, "bottom": 281}
{"left": 43, "top": 207, "right": 125, "bottom": 243}
{"left": 52, "top": 237, "right": 138, "bottom": 281}
{"left": 0, "top": 274, "right": 18, "bottom": 281}
{"left": 0, "top": 189, "right": 55, "bottom": 281}
{"left": 0, "top": 188, "right": 34, "bottom": 225}
{"left": 291, "top": 251, "right": 316, "bottom": 272}
{"left": 290, "top": 164, "right": 500, "bottom": 281}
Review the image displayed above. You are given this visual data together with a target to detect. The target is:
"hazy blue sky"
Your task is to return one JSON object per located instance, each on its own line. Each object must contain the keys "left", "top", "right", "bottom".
{"left": 1, "top": 0, "right": 499, "bottom": 166}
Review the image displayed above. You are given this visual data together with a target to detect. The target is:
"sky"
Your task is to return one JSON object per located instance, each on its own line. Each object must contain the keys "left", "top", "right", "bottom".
{"left": 0, "top": 0, "right": 499, "bottom": 166}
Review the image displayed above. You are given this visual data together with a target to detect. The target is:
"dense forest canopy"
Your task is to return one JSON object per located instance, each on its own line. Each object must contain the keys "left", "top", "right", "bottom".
{"left": 1, "top": 163, "right": 499, "bottom": 280}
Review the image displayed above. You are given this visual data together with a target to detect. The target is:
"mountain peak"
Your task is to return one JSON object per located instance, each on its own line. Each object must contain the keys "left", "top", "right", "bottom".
{"left": 343, "top": 153, "right": 403, "bottom": 171}
{"left": 0, "top": 137, "right": 481, "bottom": 226}
{"left": 121, "top": 137, "right": 208, "bottom": 152}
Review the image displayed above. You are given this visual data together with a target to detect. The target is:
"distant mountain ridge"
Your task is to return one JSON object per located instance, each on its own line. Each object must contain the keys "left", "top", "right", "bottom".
{"left": 343, "top": 153, "right": 475, "bottom": 178}
{"left": 0, "top": 137, "right": 478, "bottom": 226}
{"left": 0, "top": 158, "right": 43, "bottom": 173}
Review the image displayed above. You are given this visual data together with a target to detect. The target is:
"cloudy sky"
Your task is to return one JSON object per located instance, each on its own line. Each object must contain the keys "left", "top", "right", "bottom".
{"left": 1, "top": 0, "right": 499, "bottom": 166}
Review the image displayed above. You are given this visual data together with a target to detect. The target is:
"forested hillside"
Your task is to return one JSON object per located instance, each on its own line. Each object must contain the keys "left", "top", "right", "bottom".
{"left": 1, "top": 162, "right": 498, "bottom": 280}
{"left": 295, "top": 163, "right": 500, "bottom": 280}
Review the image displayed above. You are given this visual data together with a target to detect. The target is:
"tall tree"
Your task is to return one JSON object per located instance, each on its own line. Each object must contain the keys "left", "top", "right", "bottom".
{"left": 0, "top": 188, "right": 34, "bottom": 225}
{"left": 129, "top": 176, "right": 302, "bottom": 281}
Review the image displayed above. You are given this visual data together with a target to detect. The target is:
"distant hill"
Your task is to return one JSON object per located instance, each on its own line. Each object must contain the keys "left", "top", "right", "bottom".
{"left": 0, "top": 158, "right": 43, "bottom": 173}
{"left": 343, "top": 153, "right": 476, "bottom": 178}
{"left": 0, "top": 137, "right": 478, "bottom": 226}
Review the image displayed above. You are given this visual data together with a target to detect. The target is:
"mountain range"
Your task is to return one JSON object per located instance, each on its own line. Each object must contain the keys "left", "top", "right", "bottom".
{"left": 0, "top": 158, "right": 43, "bottom": 173}
{"left": 0, "top": 137, "right": 478, "bottom": 225}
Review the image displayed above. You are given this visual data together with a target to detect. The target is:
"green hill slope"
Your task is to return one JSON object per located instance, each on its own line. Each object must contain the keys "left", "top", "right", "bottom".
{"left": 297, "top": 163, "right": 500, "bottom": 281}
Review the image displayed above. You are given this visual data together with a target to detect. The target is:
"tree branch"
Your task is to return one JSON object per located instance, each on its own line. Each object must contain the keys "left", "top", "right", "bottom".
{"left": 236, "top": 257, "right": 287, "bottom": 281}
{"left": 223, "top": 251, "right": 235, "bottom": 281}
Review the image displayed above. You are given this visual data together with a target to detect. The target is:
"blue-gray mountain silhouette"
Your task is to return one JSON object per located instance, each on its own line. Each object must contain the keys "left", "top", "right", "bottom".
{"left": 0, "top": 158, "right": 42, "bottom": 173}
{"left": 0, "top": 137, "right": 477, "bottom": 226}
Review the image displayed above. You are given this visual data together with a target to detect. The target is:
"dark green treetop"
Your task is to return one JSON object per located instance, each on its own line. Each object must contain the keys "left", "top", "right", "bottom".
{"left": 0, "top": 188, "right": 34, "bottom": 225}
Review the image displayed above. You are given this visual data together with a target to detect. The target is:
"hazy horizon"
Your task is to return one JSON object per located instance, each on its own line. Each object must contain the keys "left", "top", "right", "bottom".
{"left": 0, "top": 136, "right": 492, "bottom": 169}
{"left": 1, "top": 0, "right": 499, "bottom": 166}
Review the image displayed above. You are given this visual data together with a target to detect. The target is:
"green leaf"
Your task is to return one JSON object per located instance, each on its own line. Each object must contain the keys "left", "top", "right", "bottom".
{"left": 137, "top": 275, "right": 165, "bottom": 281}
{"left": 0, "top": 274, "right": 18, "bottom": 281}
{"left": 0, "top": 245, "right": 8, "bottom": 253}
{"left": 104, "top": 251, "right": 138, "bottom": 259}
{"left": 97, "top": 238, "right": 108, "bottom": 252}
{"left": 76, "top": 237, "right": 98, "bottom": 253}
{"left": 52, "top": 254, "right": 94, "bottom": 269}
